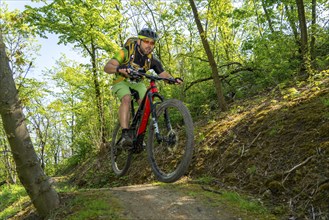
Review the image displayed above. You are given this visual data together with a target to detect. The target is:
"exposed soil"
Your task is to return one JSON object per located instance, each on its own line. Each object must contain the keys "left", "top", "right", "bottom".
{"left": 12, "top": 180, "right": 276, "bottom": 219}
{"left": 109, "top": 184, "right": 236, "bottom": 220}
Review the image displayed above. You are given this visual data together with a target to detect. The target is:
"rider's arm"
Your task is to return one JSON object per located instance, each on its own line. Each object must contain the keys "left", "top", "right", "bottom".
{"left": 158, "top": 71, "right": 172, "bottom": 79}
{"left": 104, "top": 59, "right": 120, "bottom": 74}
{"left": 159, "top": 71, "right": 183, "bottom": 84}
{"left": 104, "top": 49, "right": 130, "bottom": 77}
{"left": 151, "top": 57, "right": 182, "bottom": 84}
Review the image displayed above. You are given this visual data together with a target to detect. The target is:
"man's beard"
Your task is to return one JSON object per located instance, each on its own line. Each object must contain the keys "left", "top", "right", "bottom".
{"left": 141, "top": 46, "right": 153, "bottom": 55}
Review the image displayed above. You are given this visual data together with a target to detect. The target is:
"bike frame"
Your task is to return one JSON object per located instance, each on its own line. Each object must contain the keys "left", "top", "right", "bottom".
{"left": 129, "top": 79, "right": 164, "bottom": 143}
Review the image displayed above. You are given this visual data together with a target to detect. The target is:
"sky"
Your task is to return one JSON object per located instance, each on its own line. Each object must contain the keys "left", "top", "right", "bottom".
{"left": 3, "top": 0, "right": 88, "bottom": 79}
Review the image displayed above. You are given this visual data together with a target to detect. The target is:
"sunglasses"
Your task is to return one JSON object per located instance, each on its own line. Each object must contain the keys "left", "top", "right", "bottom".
{"left": 142, "top": 39, "right": 155, "bottom": 46}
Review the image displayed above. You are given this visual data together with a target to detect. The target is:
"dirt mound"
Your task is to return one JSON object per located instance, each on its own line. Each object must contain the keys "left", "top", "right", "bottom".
{"left": 191, "top": 78, "right": 329, "bottom": 219}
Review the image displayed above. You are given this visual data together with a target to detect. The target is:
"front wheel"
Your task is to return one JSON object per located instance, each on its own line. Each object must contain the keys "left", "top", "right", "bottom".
{"left": 147, "top": 99, "right": 194, "bottom": 183}
{"left": 111, "top": 122, "right": 132, "bottom": 176}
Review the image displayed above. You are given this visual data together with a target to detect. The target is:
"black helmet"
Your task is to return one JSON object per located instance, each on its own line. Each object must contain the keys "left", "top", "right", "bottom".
{"left": 138, "top": 28, "right": 159, "bottom": 41}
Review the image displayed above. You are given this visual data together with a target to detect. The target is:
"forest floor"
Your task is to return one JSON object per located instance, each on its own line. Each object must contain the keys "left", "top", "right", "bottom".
{"left": 11, "top": 176, "right": 276, "bottom": 219}
{"left": 6, "top": 71, "right": 329, "bottom": 220}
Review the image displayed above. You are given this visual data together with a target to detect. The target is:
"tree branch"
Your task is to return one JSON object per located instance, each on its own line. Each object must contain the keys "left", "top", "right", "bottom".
{"left": 177, "top": 53, "right": 209, "bottom": 63}
{"left": 227, "top": 67, "right": 254, "bottom": 75}
{"left": 282, "top": 155, "right": 315, "bottom": 184}
{"left": 0, "top": 150, "right": 12, "bottom": 154}
{"left": 184, "top": 76, "right": 213, "bottom": 92}
{"left": 218, "top": 62, "right": 242, "bottom": 69}
{"left": 184, "top": 65, "right": 254, "bottom": 92}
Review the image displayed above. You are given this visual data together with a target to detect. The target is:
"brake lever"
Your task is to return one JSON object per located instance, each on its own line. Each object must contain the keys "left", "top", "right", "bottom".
{"left": 128, "top": 69, "right": 144, "bottom": 81}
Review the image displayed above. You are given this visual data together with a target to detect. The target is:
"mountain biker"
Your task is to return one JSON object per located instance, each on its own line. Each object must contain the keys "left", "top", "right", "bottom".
{"left": 104, "top": 28, "right": 182, "bottom": 148}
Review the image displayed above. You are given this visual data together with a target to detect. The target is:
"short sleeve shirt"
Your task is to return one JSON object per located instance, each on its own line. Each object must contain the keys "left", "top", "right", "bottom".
{"left": 112, "top": 46, "right": 164, "bottom": 75}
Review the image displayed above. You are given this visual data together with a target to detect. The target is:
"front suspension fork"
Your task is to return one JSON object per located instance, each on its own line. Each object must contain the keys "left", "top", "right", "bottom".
{"left": 151, "top": 106, "right": 172, "bottom": 144}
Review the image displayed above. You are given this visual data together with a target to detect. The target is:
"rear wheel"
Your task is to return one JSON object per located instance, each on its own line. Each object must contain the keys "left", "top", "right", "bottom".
{"left": 111, "top": 122, "right": 132, "bottom": 176}
{"left": 147, "top": 99, "right": 194, "bottom": 183}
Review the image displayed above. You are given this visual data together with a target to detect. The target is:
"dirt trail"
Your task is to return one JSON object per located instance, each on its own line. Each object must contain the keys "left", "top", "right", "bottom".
{"left": 110, "top": 184, "right": 237, "bottom": 220}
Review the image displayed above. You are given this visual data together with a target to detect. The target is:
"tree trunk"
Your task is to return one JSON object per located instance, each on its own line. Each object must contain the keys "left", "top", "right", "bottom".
{"left": 188, "top": 0, "right": 228, "bottom": 111}
{"left": 310, "top": 0, "right": 316, "bottom": 63}
{"left": 4, "top": 144, "right": 17, "bottom": 184}
{"left": 296, "top": 0, "right": 312, "bottom": 75}
{"left": 261, "top": 0, "right": 275, "bottom": 34}
{"left": 252, "top": 0, "right": 265, "bottom": 38}
{"left": 285, "top": 5, "right": 299, "bottom": 44}
{"left": 31, "top": 114, "right": 50, "bottom": 171}
{"left": 91, "top": 40, "right": 106, "bottom": 145}
{"left": 0, "top": 33, "right": 59, "bottom": 217}
{"left": 65, "top": 8, "right": 106, "bottom": 149}
{"left": 1, "top": 136, "right": 17, "bottom": 184}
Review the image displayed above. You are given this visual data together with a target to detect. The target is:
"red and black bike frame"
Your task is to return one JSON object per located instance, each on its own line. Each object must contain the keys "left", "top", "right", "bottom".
{"left": 130, "top": 80, "right": 165, "bottom": 143}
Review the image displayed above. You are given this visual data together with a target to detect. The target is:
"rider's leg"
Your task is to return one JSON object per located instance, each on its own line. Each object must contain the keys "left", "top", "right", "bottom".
{"left": 112, "top": 81, "right": 131, "bottom": 129}
{"left": 119, "top": 94, "right": 131, "bottom": 129}
{"left": 112, "top": 81, "right": 133, "bottom": 147}
{"left": 119, "top": 94, "right": 133, "bottom": 147}
{"left": 130, "top": 82, "right": 147, "bottom": 106}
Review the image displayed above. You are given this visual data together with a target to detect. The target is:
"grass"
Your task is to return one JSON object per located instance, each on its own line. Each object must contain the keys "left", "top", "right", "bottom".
{"left": 220, "top": 191, "right": 268, "bottom": 214}
{"left": 321, "top": 97, "right": 329, "bottom": 107}
{"left": 48, "top": 190, "right": 123, "bottom": 220}
{"left": 0, "top": 184, "right": 30, "bottom": 219}
{"left": 201, "top": 188, "right": 275, "bottom": 219}
{"left": 1, "top": 180, "right": 123, "bottom": 220}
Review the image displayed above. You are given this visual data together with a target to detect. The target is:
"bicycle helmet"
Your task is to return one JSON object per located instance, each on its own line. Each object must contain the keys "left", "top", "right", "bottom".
{"left": 138, "top": 28, "right": 159, "bottom": 41}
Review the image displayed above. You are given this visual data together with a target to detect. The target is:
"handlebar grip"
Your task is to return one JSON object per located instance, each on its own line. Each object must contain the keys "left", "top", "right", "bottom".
{"left": 175, "top": 77, "right": 183, "bottom": 83}
{"left": 167, "top": 77, "right": 183, "bottom": 84}
{"left": 166, "top": 78, "right": 176, "bottom": 84}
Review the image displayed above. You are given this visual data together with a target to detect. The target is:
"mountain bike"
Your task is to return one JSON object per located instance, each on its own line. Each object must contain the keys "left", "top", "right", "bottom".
{"left": 110, "top": 69, "right": 194, "bottom": 183}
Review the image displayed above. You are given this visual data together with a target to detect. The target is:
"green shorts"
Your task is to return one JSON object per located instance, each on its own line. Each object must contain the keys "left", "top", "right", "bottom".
{"left": 112, "top": 80, "right": 147, "bottom": 101}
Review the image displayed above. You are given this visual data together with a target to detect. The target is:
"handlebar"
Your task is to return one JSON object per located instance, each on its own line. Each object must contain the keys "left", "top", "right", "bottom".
{"left": 128, "top": 69, "right": 182, "bottom": 84}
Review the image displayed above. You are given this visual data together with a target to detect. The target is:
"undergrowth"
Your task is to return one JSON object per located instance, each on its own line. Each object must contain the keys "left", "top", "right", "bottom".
{"left": 0, "top": 184, "right": 29, "bottom": 219}
{"left": 48, "top": 191, "right": 122, "bottom": 220}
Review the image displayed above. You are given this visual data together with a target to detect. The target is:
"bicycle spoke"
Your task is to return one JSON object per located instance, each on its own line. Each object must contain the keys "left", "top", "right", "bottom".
{"left": 147, "top": 99, "right": 194, "bottom": 183}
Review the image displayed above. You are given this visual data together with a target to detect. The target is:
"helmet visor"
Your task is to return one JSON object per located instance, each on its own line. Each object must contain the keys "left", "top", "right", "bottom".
{"left": 138, "top": 35, "right": 156, "bottom": 41}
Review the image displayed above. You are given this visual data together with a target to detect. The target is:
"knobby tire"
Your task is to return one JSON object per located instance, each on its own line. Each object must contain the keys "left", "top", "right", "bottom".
{"left": 111, "top": 122, "right": 133, "bottom": 177}
{"left": 147, "top": 99, "right": 194, "bottom": 183}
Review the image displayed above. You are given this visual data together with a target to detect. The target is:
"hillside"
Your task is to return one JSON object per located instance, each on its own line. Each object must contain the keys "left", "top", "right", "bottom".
{"left": 4, "top": 73, "right": 328, "bottom": 219}
{"left": 69, "top": 73, "right": 328, "bottom": 219}
{"left": 190, "top": 74, "right": 329, "bottom": 218}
